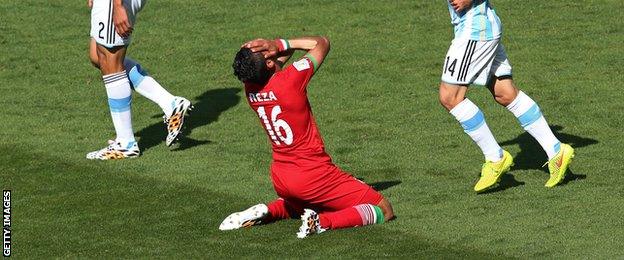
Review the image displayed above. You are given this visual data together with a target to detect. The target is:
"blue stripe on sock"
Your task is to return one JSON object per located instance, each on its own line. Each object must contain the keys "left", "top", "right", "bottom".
{"left": 170, "top": 99, "right": 177, "bottom": 111}
{"left": 125, "top": 141, "right": 136, "bottom": 149}
{"left": 553, "top": 142, "right": 561, "bottom": 154}
{"left": 108, "top": 96, "right": 132, "bottom": 112}
{"left": 128, "top": 66, "right": 146, "bottom": 87}
{"left": 461, "top": 110, "right": 486, "bottom": 132}
{"left": 517, "top": 104, "right": 542, "bottom": 128}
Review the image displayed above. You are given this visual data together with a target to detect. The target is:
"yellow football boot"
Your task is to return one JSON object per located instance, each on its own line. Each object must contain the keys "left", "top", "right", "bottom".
{"left": 474, "top": 150, "right": 514, "bottom": 192}
{"left": 545, "top": 143, "right": 575, "bottom": 188}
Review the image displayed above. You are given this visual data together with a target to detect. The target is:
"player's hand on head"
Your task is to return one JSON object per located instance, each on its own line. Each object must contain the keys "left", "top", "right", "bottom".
{"left": 242, "top": 39, "right": 266, "bottom": 51}
{"left": 113, "top": 4, "right": 133, "bottom": 37}
{"left": 243, "top": 39, "right": 279, "bottom": 59}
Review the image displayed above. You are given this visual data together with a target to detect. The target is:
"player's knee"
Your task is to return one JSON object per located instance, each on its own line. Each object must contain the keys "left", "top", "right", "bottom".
{"left": 438, "top": 83, "right": 466, "bottom": 111}
{"left": 439, "top": 92, "right": 462, "bottom": 111}
{"left": 494, "top": 95, "right": 514, "bottom": 106}
{"left": 89, "top": 39, "right": 100, "bottom": 68}
{"left": 493, "top": 89, "right": 518, "bottom": 106}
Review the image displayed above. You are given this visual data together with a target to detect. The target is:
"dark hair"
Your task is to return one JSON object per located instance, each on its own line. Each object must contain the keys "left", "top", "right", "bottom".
{"left": 232, "top": 48, "right": 271, "bottom": 85}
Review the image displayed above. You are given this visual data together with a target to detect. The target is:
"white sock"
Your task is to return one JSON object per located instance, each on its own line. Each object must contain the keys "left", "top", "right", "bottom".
{"left": 506, "top": 91, "right": 561, "bottom": 159}
{"left": 450, "top": 99, "right": 503, "bottom": 162}
{"left": 103, "top": 71, "right": 135, "bottom": 146}
{"left": 124, "top": 58, "right": 176, "bottom": 116}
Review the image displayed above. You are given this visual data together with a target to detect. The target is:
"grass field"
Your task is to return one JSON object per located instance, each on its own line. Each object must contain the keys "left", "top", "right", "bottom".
{"left": 2, "top": 0, "right": 624, "bottom": 258}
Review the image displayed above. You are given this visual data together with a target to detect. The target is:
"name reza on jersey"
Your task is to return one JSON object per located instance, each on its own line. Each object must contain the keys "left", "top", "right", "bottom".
{"left": 248, "top": 91, "right": 278, "bottom": 103}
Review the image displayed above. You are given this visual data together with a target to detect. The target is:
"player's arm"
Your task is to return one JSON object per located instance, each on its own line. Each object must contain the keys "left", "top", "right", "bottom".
{"left": 283, "top": 36, "right": 331, "bottom": 71}
{"left": 112, "top": 0, "right": 133, "bottom": 37}
{"left": 276, "top": 49, "right": 295, "bottom": 67}
{"left": 449, "top": 0, "right": 473, "bottom": 12}
{"left": 245, "top": 36, "right": 331, "bottom": 71}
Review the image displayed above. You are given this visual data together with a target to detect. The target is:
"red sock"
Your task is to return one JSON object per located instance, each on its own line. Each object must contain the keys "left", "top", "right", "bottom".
{"left": 265, "top": 198, "right": 303, "bottom": 222}
{"left": 319, "top": 204, "right": 384, "bottom": 230}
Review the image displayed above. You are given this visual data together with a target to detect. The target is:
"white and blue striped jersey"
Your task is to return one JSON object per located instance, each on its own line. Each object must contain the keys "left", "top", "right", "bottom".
{"left": 448, "top": 0, "right": 502, "bottom": 41}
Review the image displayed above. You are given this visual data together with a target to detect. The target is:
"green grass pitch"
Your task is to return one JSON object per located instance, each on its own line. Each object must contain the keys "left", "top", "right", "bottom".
{"left": 2, "top": 0, "right": 624, "bottom": 258}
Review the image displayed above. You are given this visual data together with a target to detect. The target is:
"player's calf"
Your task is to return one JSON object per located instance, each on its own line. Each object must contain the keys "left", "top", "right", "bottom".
{"left": 487, "top": 77, "right": 519, "bottom": 107}
{"left": 298, "top": 203, "right": 387, "bottom": 239}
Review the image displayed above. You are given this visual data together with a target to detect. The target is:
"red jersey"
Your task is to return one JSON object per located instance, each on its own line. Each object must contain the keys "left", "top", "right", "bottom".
{"left": 244, "top": 55, "right": 332, "bottom": 170}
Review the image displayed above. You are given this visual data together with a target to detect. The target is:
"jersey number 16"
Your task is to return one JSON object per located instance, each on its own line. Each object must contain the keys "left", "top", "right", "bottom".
{"left": 257, "top": 106, "right": 294, "bottom": 146}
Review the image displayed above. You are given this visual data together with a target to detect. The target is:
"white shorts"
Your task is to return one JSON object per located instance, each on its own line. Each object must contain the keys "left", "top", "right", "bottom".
{"left": 441, "top": 38, "right": 512, "bottom": 86}
{"left": 90, "top": 0, "right": 145, "bottom": 48}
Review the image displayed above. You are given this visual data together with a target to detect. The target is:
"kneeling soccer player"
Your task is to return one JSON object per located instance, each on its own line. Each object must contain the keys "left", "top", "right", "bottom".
{"left": 221, "top": 36, "right": 394, "bottom": 238}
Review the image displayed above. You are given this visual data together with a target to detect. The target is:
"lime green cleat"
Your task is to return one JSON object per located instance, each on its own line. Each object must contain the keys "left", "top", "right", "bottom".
{"left": 545, "top": 143, "right": 575, "bottom": 188}
{"left": 474, "top": 150, "right": 514, "bottom": 192}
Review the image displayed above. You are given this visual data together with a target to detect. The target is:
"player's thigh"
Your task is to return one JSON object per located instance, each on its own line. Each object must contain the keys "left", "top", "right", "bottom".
{"left": 90, "top": 0, "right": 144, "bottom": 49}
{"left": 314, "top": 170, "right": 384, "bottom": 212}
{"left": 484, "top": 45, "right": 516, "bottom": 100}
{"left": 490, "top": 43, "right": 513, "bottom": 80}
{"left": 471, "top": 40, "right": 508, "bottom": 86}
{"left": 443, "top": 38, "right": 502, "bottom": 86}
{"left": 442, "top": 38, "right": 480, "bottom": 85}
{"left": 96, "top": 44, "right": 126, "bottom": 74}
{"left": 89, "top": 38, "right": 100, "bottom": 68}
{"left": 270, "top": 169, "right": 291, "bottom": 200}
{"left": 90, "top": 0, "right": 119, "bottom": 48}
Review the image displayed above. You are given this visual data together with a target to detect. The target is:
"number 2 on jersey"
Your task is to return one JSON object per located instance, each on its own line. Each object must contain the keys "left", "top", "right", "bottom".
{"left": 98, "top": 22, "right": 105, "bottom": 39}
{"left": 257, "top": 105, "right": 293, "bottom": 145}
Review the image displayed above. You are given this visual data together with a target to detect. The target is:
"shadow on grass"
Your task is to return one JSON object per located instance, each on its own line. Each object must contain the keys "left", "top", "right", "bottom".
{"left": 481, "top": 169, "right": 586, "bottom": 194}
{"left": 559, "top": 169, "right": 587, "bottom": 186}
{"left": 136, "top": 87, "right": 241, "bottom": 152}
{"left": 370, "top": 180, "right": 402, "bottom": 191}
{"left": 499, "top": 125, "right": 598, "bottom": 173}
{"left": 479, "top": 174, "right": 525, "bottom": 194}
{"left": 477, "top": 125, "right": 596, "bottom": 193}
{"left": 353, "top": 167, "right": 402, "bottom": 192}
